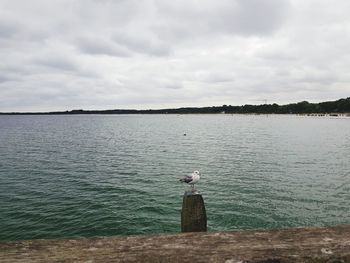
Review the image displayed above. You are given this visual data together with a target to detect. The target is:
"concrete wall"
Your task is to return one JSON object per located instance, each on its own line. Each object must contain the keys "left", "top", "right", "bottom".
{"left": 1, "top": 225, "right": 350, "bottom": 262}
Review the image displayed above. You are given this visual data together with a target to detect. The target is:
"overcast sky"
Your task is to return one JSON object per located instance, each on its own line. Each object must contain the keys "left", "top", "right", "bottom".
{"left": 0, "top": 0, "right": 349, "bottom": 112}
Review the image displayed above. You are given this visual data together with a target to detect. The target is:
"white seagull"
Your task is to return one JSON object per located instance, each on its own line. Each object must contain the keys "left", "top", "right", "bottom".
{"left": 179, "top": 170, "right": 200, "bottom": 191}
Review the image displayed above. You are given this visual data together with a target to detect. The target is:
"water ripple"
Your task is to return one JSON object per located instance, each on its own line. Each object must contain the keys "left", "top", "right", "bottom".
{"left": 0, "top": 115, "right": 349, "bottom": 240}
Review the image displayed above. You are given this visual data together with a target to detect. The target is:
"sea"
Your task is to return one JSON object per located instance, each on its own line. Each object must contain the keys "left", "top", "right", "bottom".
{"left": 0, "top": 114, "right": 349, "bottom": 241}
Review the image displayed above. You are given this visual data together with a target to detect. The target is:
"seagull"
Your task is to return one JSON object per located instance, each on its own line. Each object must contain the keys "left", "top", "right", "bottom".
{"left": 179, "top": 171, "right": 200, "bottom": 192}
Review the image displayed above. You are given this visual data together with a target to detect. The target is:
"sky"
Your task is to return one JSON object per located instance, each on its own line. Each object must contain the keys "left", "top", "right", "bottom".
{"left": 0, "top": 0, "right": 350, "bottom": 112}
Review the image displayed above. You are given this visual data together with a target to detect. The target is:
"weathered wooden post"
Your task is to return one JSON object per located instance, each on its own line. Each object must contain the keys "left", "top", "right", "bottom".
{"left": 181, "top": 192, "right": 207, "bottom": 232}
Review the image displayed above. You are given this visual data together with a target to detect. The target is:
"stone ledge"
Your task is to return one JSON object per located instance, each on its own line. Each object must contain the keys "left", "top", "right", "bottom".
{"left": 1, "top": 225, "right": 350, "bottom": 263}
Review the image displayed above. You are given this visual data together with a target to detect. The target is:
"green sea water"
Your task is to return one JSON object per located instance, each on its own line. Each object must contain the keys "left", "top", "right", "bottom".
{"left": 0, "top": 114, "right": 349, "bottom": 241}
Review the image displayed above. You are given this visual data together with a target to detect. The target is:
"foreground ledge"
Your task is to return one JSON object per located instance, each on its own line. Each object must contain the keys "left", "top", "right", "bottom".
{"left": 1, "top": 225, "right": 350, "bottom": 263}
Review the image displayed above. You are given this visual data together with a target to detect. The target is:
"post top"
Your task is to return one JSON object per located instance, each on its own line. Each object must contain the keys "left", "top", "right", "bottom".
{"left": 183, "top": 190, "right": 201, "bottom": 196}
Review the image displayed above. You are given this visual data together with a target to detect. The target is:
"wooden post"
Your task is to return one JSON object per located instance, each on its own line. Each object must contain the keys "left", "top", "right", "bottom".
{"left": 181, "top": 192, "right": 207, "bottom": 232}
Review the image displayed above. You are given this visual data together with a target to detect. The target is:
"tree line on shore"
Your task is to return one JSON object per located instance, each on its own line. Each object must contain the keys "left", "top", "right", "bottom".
{"left": 1, "top": 97, "right": 349, "bottom": 115}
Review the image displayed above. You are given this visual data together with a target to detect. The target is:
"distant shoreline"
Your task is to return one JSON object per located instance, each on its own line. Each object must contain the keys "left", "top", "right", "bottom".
{"left": 0, "top": 113, "right": 349, "bottom": 117}
{"left": 0, "top": 97, "right": 349, "bottom": 115}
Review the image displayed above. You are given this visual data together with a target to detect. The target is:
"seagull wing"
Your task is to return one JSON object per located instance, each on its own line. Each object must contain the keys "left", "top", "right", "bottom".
{"left": 179, "top": 175, "right": 193, "bottom": 183}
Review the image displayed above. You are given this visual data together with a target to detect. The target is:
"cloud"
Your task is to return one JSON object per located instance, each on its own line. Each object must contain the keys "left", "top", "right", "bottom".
{"left": 0, "top": 0, "right": 349, "bottom": 112}
{"left": 0, "top": 19, "right": 19, "bottom": 39}
{"left": 152, "top": 0, "right": 290, "bottom": 41}
{"left": 34, "top": 56, "right": 79, "bottom": 72}
{"left": 76, "top": 36, "right": 131, "bottom": 57}
{"left": 112, "top": 32, "right": 171, "bottom": 57}
{"left": 0, "top": 74, "right": 13, "bottom": 83}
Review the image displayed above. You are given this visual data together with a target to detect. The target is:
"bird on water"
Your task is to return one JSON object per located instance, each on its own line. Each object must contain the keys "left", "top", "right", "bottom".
{"left": 180, "top": 170, "right": 200, "bottom": 193}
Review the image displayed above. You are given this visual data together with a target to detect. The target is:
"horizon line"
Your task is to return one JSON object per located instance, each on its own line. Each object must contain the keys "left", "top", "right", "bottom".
{"left": 0, "top": 97, "right": 349, "bottom": 115}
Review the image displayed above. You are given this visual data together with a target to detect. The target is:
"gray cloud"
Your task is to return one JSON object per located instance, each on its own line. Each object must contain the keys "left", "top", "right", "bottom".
{"left": 76, "top": 36, "right": 131, "bottom": 57}
{"left": 0, "top": 0, "right": 349, "bottom": 112}
{"left": 112, "top": 32, "right": 171, "bottom": 57}
{"left": 0, "top": 74, "right": 13, "bottom": 83}
{"left": 34, "top": 56, "right": 79, "bottom": 72}
{"left": 153, "top": 0, "right": 290, "bottom": 41}
{"left": 228, "top": 0, "right": 290, "bottom": 35}
{"left": 0, "top": 19, "right": 18, "bottom": 38}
